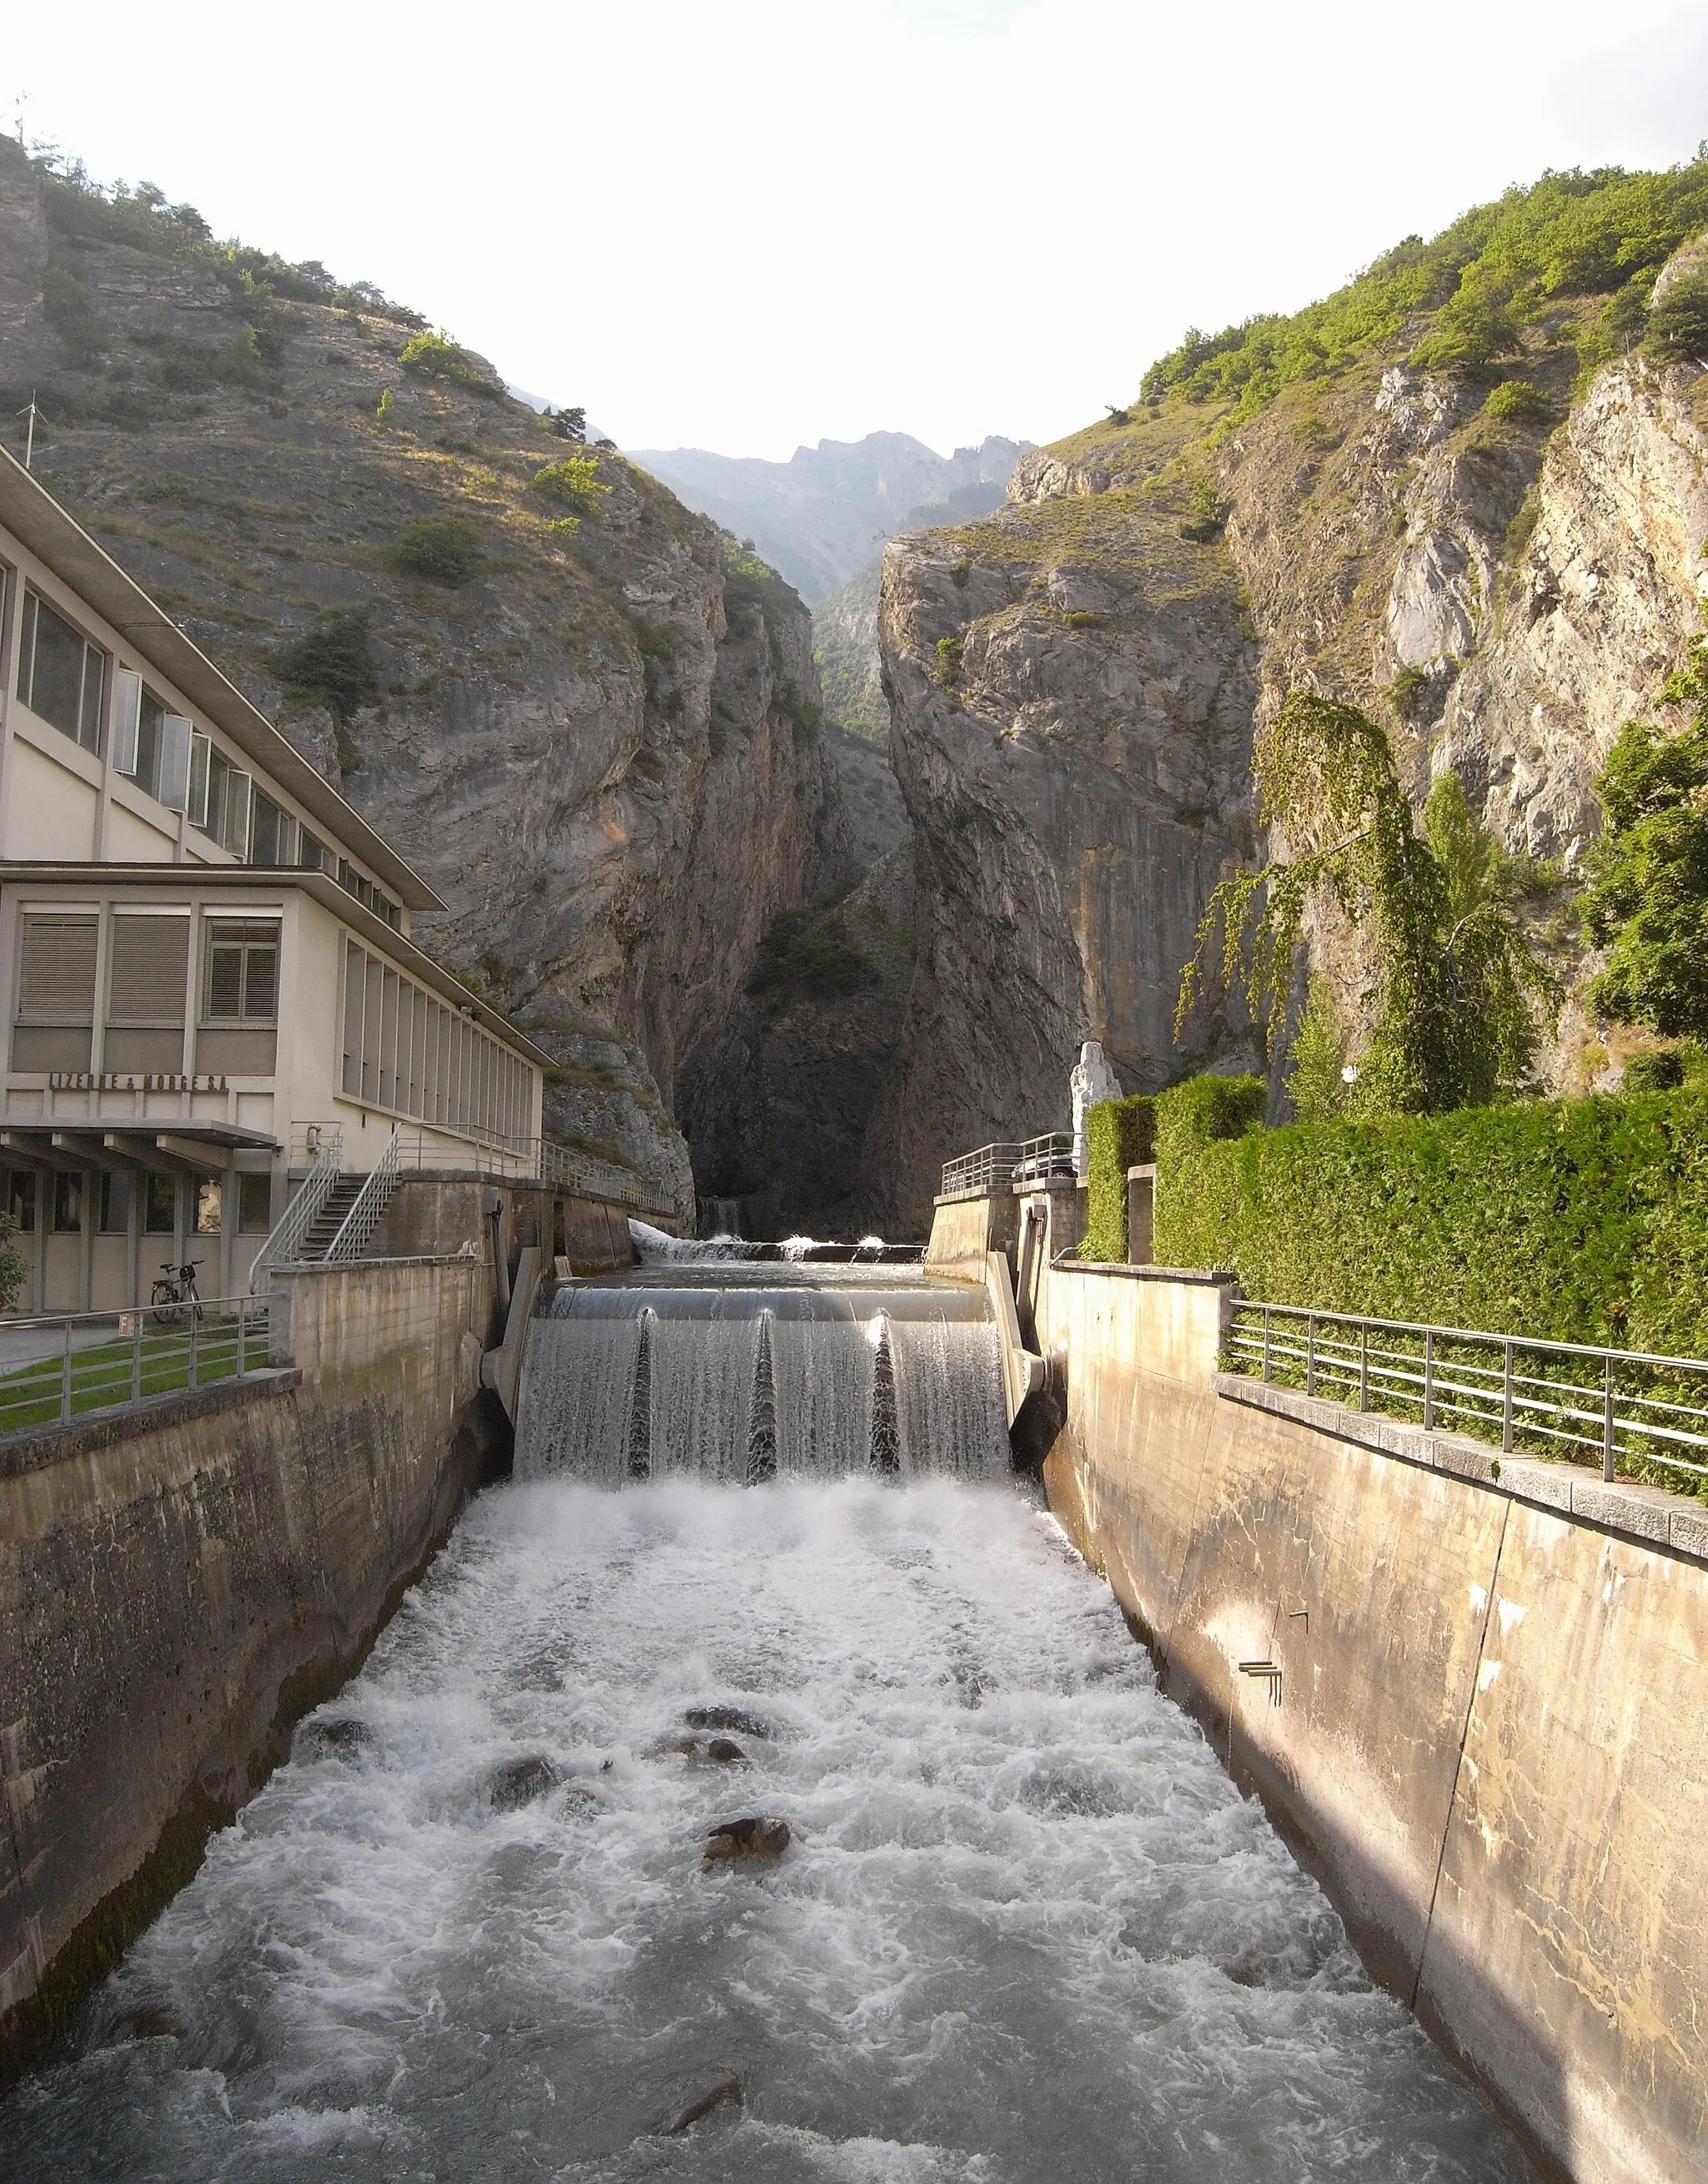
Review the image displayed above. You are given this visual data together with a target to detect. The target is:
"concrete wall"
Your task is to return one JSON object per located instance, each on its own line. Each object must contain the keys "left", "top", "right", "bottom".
{"left": 372, "top": 1178, "right": 640, "bottom": 1272}
{"left": 1017, "top": 1243, "right": 1708, "bottom": 2184}
{"left": 0, "top": 1251, "right": 505, "bottom": 2076}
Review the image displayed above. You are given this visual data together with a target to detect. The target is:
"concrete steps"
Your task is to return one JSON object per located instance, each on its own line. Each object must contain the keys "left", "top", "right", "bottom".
{"left": 299, "top": 1176, "right": 364, "bottom": 1261}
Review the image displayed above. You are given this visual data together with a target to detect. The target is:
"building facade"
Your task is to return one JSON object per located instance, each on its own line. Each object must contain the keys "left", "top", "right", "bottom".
{"left": 0, "top": 445, "right": 551, "bottom": 1312}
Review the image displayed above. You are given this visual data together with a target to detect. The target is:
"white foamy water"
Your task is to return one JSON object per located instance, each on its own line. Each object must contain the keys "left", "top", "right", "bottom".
{"left": 3, "top": 1479, "right": 1531, "bottom": 2183}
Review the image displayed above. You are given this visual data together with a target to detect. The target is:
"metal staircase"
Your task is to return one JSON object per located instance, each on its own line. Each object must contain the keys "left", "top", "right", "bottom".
{"left": 300, "top": 1176, "right": 367, "bottom": 1260}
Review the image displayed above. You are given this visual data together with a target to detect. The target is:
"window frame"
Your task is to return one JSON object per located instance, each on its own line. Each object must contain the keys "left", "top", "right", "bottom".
{"left": 200, "top": 917, "right": 281, "bottom": 1028}
{"left": 18, "top": 586, "right": 108, "bottom": 757}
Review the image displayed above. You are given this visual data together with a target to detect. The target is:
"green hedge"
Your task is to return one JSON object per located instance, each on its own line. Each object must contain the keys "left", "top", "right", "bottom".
{"left": 1079, "top": 1095, "right": 1155, "bottom": 1261}
{"left": 1153, "top": 1083, "right": 1708, "bottom": 1356}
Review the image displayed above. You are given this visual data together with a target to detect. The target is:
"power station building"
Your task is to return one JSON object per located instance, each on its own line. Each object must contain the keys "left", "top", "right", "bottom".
{"left": 0, "top": 445, "right": 551, "bottom": 1312}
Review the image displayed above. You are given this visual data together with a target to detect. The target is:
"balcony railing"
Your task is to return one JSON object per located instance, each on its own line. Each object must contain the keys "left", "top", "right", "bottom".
{"left": 1225, "top": 1297, "right": 1708, "bottom": 1496}
{"left": 0, "top": 1296, "right": 271, "bottom": 1437}
{"left": 941, "top": 1133, "right": 1075, "bottom": 1197}
{"left": 288, "top": 1119, "right": 675, "bottom": 1215}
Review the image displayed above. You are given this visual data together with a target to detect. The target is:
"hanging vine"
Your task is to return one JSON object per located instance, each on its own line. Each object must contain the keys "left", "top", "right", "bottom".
{"left": 1176, "top": 691, "right": 1556, "bottom": 1115}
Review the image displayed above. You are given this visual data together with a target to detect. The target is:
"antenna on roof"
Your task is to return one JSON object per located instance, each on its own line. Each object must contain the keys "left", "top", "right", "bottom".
{"left": 16, "top": 390, "right": 40, "bottom": 471}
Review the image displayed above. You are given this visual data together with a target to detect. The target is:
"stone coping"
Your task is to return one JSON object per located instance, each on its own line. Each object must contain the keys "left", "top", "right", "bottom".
{"left": 1055, "top": 1256, "right": 1235, "bottom": 1287}
{"left": 271, "top": 1253, "right": 490, "bottom": 1276}
{"left": 1217, "top": 1371, "right": 1708, "bottom": 1566}
{"left": 0, "top": 1368, "right": 303, "bottom": 1482}
{"left": 932, "top": 1179, "right": 1085, "bottom": 1208}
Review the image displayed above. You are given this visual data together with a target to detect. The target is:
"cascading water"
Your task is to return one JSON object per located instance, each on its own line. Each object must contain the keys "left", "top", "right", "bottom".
{"left": 1, "top": 1245, "right": 1534, "bottom": 2183}
{"left": 515, "top": 1266, "right": 1007, "bottom": 1485}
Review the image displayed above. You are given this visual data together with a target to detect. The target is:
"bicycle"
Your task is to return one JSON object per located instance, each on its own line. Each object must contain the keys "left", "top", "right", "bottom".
{"left": 149, "top": 1260, "right": 205, "bottom": 1328}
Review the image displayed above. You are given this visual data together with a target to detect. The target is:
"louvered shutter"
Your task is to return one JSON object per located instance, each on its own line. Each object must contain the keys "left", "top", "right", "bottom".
{"left": 108, "top": 916, "right": 189, "bottom": 1024}
{"left": 18, "top": 914, "right": 98, "bottom": 1024}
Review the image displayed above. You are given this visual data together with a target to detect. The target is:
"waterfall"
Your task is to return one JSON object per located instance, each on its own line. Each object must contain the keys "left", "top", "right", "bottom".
{"left": 515, "top": 1274, "right": 1007, "bottom": 1485}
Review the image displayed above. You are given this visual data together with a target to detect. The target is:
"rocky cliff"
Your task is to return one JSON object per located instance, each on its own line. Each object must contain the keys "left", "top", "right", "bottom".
{"left": 867, "top": 169, "right": 1708, "bottom": 1229}
{"left": 0, "top": 141, "right": 845, "bottom": 1217}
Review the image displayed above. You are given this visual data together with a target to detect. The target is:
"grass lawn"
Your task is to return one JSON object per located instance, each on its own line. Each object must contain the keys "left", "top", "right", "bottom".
{"left": 0, "top": 1317, "right": 271, "bottom": 1434}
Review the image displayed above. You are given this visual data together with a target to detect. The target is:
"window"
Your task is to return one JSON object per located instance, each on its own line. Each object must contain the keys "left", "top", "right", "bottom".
{"left": 106, "top": 913, "right": 190, "bottom": 1074}
{"left": 190, "top": 742, "right": 253, "bottom": 857}
{"left": 195, "top": 1178, "right": 222, "bottom": 1235}
{"left": 98, "top": 1172, "right": 130, "bottom": 1235}
{"left": 4, "top": 1170, "right": 35, "bottom": 1232}
{"left": 13, "top": 912, "right": 98, "bottom": 1071}
{"left": 53, "top": 1172, "right": 83, "bottom": 1234}
{"left": 144, "top": 1172, "right": 177, "bottom": 1235}
{"left": 249, "top": 791, "right": 296, "bottom": 867}
{"left": 113, "top": 673, "right": 190, "bottom": 809}
{"left": 239, "top": 1171, "right": 273, "bottom": 1232}
{"left": 203, "top": 921, "right": 279, "bottom": 1024}
{"left": 299, "top": 828, "right": 329, "bottom": 875}
{"left": 18, "top": 589, "right": 107, "bottom": 755}
{"left": 339, "top": 936, "right": 533, "bottom": 1142}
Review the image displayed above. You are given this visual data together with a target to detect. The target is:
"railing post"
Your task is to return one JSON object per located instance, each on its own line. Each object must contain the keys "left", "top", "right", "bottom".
{"left": 132, "top": 1306, "right": 143, "bottom": 1404}
{"left": 1359, "top": 1320, "right": 1369, "bottom": 1412}
{"left": 1603, "top": 1354, "right": 1616, "bottom": 1482}
{"left": 1423, "top": 1328, "right": 1435, "bottom": 1432}
{"left": 60, "top": 1318, "right": 72, "bottom": 1424}
{"left": 1502, "top": 1339, "right": 1514, "bottom": 1452}
{"left": 188, "top": 1306, "right": 198, "bottom": 1391}
{"left": 238, "top": 1298, "right": 247, "bottom": 1380}
{"left": 1263, "top": 1306, "right": 1271, "bottom": 1383}
{"left": 1305, "top": 1312, "right": 1316, "bottom": 1397}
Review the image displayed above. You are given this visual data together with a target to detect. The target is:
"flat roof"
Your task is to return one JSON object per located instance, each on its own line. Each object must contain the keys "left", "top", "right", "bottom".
{"left": 0, "top": 445, "right": 444, "bottom": 913}
{"left": 0, "top": 862, "right": 555, "bottom": 1069}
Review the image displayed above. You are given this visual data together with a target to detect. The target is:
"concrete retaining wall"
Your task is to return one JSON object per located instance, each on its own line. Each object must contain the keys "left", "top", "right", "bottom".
{"left": 0, "top": 1252, "right": 506, "bottom": 2074}
{"left": 1022, "top": 1248, "right": 1708, "bottom": 2184}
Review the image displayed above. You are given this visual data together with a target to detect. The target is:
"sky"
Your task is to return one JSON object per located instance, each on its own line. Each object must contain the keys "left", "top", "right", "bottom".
{"left": 7, "top": 0, "right": 1708, "bottom": 461}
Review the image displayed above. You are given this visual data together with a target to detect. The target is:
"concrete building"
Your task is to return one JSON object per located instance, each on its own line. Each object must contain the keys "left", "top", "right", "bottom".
{"left": 0, "top": 445, "right": 552, "bottom": 1311}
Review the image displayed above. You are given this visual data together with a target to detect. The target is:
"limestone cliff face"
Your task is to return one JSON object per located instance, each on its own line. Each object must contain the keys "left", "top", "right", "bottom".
{"left": 870, "top": 247, "right": 1708, "bottom": 1229}
{"left": 0, "top": 142, "right": 842, "bottom": 1216}
{"left": 867, "top": 460, "right": 1262, "bottom": 1230}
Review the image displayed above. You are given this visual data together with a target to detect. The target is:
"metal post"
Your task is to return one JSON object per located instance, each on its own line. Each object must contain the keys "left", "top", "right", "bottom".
{"left": 1502, "top": 1340, "right": 1514, "bottom": 1452}
{"left": 188, "top": 1306, "right": 198, "bottom": 1391}
{"left": 238, "top": 1298, "right": 247, "bottom": 1380}
{"left": 1603, "top": 1354, "right": 1616, "bottom": 1482}
{"left": 1306, "top": 1313, "right": 1316, "bottom": 1397}
{"left": 132, "top": 1307, "right": 143, "bottom": 1404}
{"left": 1359, "top": 1320, "right": 1369, "bottom": 1412}
{"left": 1423, "top": 1328, "right": 1435, "bottom": 1432}
{"left": 1263, "top": 1306, "right": 1271, "bottom": 1383}
{"left": 60, "top": 1317, "right": 72, "bottom": 1423}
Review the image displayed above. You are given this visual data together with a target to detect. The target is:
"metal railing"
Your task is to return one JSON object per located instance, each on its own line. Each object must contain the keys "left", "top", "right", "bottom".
{"left": 0, "top": 1296, "right": 271, "bottom": 1436}
{"left": 325, "top": 1124, "right": 403, "bottom": 1262}
{"left": 942, "top": 1133, "right": 1075, "bottom": 1196}
{"left": 1226, "top": 1298, "right": 1708, "bottom": 1493}
{"left": 251, "top": 1125, "right": 344, "bottom": 1295}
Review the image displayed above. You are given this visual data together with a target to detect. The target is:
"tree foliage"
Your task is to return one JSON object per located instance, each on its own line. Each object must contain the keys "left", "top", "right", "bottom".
{"left": 274, "top": 608, "right": 380, "bottom": 722}
{"left": 1647, "top": 272, "right": 1708, "bottom": 361}
{"left": 1138, "top": 161, "right": 1708, "bottom": 421}
{"left": 393, "top": 515, "right": 482, "bottom": 584}
{"left": 399, "top": 331, "right": 494, "bottom": 393}
{"left": 1581, "top": 644, "right": 1708, "bottom": 1036}
{"left": 533, "top": 455, "right": 610, "bottom": 516}
{"left": 1285, "top": 976, "right": 1349, "bottom": 1123}
{"left": 1178, "top": 693, "right": 1555, "bottom": 1115}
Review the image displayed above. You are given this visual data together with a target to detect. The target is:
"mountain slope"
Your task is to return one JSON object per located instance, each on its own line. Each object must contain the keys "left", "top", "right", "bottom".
{"left": 864, "top": 162, "right": 1708, "bottom": 1228}
{"left": 628, "top": 432, "right": 1030, "bottom": 602}
{"left": 0, "top": 139, "right": 846, "bottom": 1216}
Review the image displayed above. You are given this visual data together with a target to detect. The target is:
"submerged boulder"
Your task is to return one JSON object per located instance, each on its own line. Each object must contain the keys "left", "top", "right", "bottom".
{"left": 489, "top": 1756, "right": 560, "bottom": 1811}
{"left": 702, "top": 1815, "right": 791, "bottom": 1867}
{"left": 686, "top": 1704, "right": 774, "bottom": 1740}
{"left": 653, "top": 2066, "right": 743, "bottom": 2136}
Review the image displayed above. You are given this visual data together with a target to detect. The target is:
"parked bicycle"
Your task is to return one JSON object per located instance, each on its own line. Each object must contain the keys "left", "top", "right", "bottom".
{"left": 149, "top": 1260, "right": 204, "bottom": 1328}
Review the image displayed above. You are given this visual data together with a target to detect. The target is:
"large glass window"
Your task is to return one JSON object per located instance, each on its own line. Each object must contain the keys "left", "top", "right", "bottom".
{"left": 203, "top": 920, "right": 279, "bottom": 1024}
{"left": 339, "top": 935, "right": 533, "bottom": 1141}
{"left": 239, "top": 1172, "right": 273, "bottom": 1232}
{"left": 98, "top": 1172, "right": 130, "bottom": 1235}
{"left": 249, "top": 791, "right": 297, "bottom": 867}
{"left": 4, "top": 1170, "right": 36, "bottom": 1232}
{"left": 188, "top": 737, "right": 253, "bottom": 858}
{"left": 18, "top": 589, "right": 107, "bottom": 755}
{"left": 144, "top": 1172, "right": 177, "bottom": 1234}
{"left": 53, "top": 1173, "right": 83, "bottom": 1234}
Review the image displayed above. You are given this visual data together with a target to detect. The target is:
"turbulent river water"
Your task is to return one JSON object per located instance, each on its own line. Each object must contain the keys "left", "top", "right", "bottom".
{"left": 4, "top": 1476, "right": 1531, "bottom": 2183}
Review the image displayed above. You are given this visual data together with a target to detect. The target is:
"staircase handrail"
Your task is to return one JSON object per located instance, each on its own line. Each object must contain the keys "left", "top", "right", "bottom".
{"left": 249, "top": 1125, "right": 344, "bottom": 1295}
{"left": 324, "top": 1124, "right": 403, "bottom": 1265}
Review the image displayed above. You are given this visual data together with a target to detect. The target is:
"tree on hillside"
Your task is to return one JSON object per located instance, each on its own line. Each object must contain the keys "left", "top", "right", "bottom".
{"left": 1581, "top": 643, "right": 1708, "bottom": 1037}
{"left": 1177, "top": 692, "right": 1555, "bottom": 1115}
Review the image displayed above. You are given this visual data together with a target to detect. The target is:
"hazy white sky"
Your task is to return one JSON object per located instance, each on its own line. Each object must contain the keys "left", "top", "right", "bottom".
{"left": 8, "top": 1, "right": 1707, "bottom": 459}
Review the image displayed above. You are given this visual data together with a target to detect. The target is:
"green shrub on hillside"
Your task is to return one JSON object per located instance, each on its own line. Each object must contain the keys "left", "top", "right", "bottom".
{"left": 1581, "top": 642, "right": 1708, "bottom": 1037}
{"left": 1625, "top": 1050, "right": 1685, "bottom": 1091}
{"left": 934, "top": 637, "right": 963, "bottom": 691}
{"left": 1139, "top": 163, "right": 1708, "bottom": 423}
{"left": 534, "top": 455, "right": 610, "bottom": 515}
{"left": 746, "top": 902, "right": 874, "bottom": 998}
{"left": 1646, "top": 273, "right": 1708, "bottom": 360}
{"left": 1285, "top": 978, "right": 1349, "bottom": 1123}
{"left": 275, "top": 608, "right": 380, "bottom": 722}
{"left": 1151, "top": 1086, "right": 1708, "bottom": 1363}
{"left": 1078, "top": 1095, "right": 1156, "bottom": 1261}
{"left": 399, "top": 331, "right": 492, "bottom": 392}
{"left": 394, "top": 514, "right": 482, "bottom": 583}
{"left": 1484, "top": 378, "right": 1552, "bottom": 424}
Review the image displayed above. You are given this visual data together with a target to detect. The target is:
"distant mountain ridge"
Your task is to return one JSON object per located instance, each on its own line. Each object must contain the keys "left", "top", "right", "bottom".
{"left": 629, "top": 431, "right": 1031, "bottom": 602}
